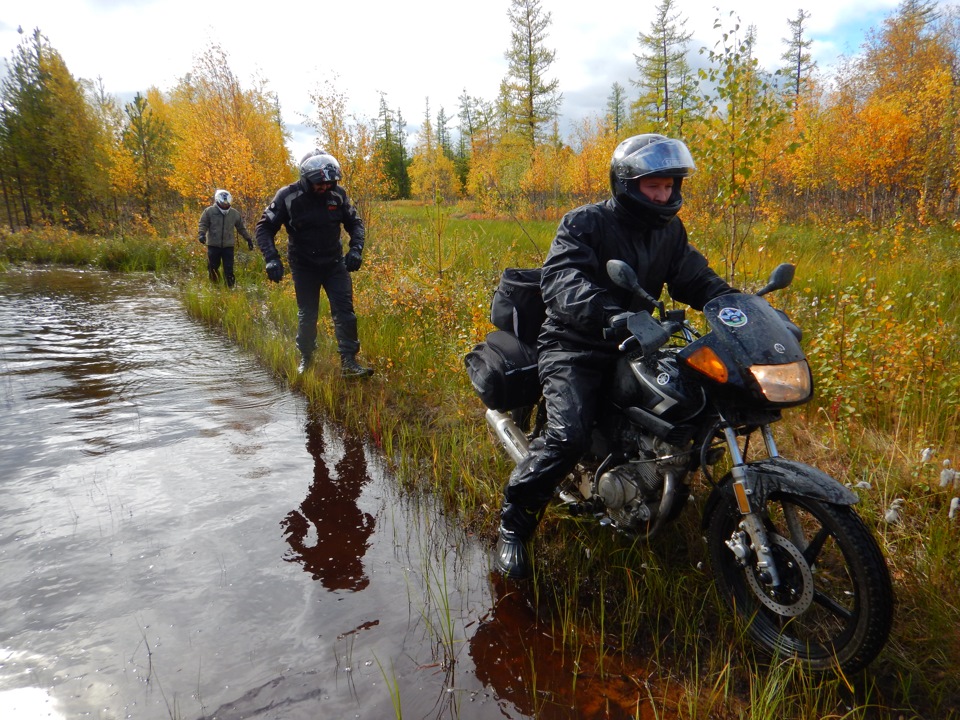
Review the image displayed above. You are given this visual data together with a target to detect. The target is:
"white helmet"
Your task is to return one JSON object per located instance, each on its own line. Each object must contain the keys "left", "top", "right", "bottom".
{"left": 214, "top": 189, "right": 232, "bottom": 207}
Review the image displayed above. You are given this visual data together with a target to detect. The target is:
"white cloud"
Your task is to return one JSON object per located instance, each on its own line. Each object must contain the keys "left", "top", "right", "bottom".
{"left": 1, "top": 0, "right": 918, "bottom": 161}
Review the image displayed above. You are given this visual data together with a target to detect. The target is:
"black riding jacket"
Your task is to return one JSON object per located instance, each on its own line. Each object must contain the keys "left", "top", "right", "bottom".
{"left": 255, "top": 182, "right": 364, "bottom": 268}
{"left": 541, "top": 199, "right": 734, "bottom": 348}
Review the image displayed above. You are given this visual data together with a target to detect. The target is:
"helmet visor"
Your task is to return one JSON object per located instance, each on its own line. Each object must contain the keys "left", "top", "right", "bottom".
{"left": 613, "top": 139, "right": 696, "bottom": 180}
{"left": 300, "top": 154, "right": 341, "bottom": 184}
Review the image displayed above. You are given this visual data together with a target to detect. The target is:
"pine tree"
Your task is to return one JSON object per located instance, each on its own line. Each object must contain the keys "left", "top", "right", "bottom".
{"left": 122, "top": 92, "right": 173, "bottom": 223}
{"left": 605, "top": 82, "right": 628, "bottom": 135}
{"left": 374, "top": 93, "right": 409, "bottom": 199}
{"left": 632, "top": 0, "right": 695, "bottom": 133}
{"left": 502, "top": 0, "right": 562, "bottom": 147}
{"left": 455, "top": 90, "right": 494, "bottom": 188}
{"left": 780, "top": 9, "right": 816, "bottom": 104}
{"left": 436, "top": 106, "right": 453, "bottom": 159}
{"left": 0, "top": 27, "right": 111, "bottom": 229}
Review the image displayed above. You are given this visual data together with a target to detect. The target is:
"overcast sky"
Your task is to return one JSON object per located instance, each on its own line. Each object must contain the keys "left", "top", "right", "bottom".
{"left": 1, "top": 0, "right": 932, "bottom": 161}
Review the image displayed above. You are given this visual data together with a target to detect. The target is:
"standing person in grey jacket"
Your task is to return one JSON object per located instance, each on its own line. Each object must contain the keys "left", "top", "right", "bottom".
{"left": 255, "top": 150, "right": 373, "bottom": 378}
{"left": 198, "top": 189, "right": 254, "bottom": 288}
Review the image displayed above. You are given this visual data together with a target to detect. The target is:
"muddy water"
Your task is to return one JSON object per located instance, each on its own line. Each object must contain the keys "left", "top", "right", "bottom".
{"left": 0, "top": 267, "right": 654, "bottom": 720}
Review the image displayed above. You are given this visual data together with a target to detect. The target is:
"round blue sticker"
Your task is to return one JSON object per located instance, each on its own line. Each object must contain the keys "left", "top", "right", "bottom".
{"left": 718, "top": 307, "right": 748, "bottom": 327}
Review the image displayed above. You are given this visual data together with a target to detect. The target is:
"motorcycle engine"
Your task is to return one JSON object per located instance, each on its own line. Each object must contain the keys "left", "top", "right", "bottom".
{"left": 595, "top": 436, "right": 690, "bottom": 531}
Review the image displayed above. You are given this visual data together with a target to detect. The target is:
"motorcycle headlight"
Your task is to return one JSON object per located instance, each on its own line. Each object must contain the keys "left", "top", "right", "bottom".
{"left": 749, "top": 360, "right": 812, "bottom": 403}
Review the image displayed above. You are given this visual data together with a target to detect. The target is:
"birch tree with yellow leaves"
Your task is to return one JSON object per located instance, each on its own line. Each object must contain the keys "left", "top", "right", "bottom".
{"left": 164, "top": 44, "right": 291, "bottom": 227}
{"left": 408, "top": 100, "right": 459, "bottom": 205}
{"left": 771, "top": 0, "right": 960, "bottom": 224}
{"left": 305, "top": 79, "right": 388, "bottom": 231}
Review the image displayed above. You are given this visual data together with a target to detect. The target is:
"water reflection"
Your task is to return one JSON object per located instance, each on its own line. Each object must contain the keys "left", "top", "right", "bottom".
{"left": 469, "top": 573, "right": 545, "bottom": 715}
{"left": 0, "top": 267, "right": 663, "bottom": 720}
{"left": 469, "top": 573, "right": 652, "bottom": 719}
{"left": 281, "top": 410, "right": 375, "bottom": 591}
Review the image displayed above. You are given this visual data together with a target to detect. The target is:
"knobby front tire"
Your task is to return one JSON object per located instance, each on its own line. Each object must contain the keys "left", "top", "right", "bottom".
{"left": 707, "top": 492, "right": 894, "bottom": 673}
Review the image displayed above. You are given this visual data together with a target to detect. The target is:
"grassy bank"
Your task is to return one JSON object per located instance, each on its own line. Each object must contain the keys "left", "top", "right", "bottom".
{"left": 3, "top": 209, "right": 959, "bottom": 718}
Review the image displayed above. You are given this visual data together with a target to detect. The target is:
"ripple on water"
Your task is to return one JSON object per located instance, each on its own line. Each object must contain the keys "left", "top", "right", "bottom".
{"left": 1, "top": 267, "right": 630, "bottom": 720}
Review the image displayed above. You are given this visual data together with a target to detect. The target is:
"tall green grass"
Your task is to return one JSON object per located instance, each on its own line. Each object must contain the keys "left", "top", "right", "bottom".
{"left": 3, "top": 206, "right": 959, "bottom": 718}
{"left": 0, "top": 224, "right": 189, "bottom": 273}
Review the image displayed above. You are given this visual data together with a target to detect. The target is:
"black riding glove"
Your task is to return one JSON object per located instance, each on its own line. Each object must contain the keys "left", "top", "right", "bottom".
{"left": 603, "top": 311, "right": 632, "bottom": 341}
{"left": 265, "top": 258, "right": 284, "bottom": 283}
{"left": 344, "top": 249, "right": 362, "bottom": 272}
{"left": 198, "top": 236, "right": 206, "bottom": 245}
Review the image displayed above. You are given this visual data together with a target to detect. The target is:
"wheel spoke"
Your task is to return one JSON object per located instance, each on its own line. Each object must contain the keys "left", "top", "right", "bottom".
{"left": 782, "top": 502, "right": 808, "bottom": 551}
{"left": 813, "top": 589, "right": 853, "bottom": 621}
{"left": 802, "top": 526, "right": 830, "bottom": 565}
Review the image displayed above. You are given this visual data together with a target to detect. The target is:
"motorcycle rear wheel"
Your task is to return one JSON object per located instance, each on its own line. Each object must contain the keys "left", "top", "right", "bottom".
{"left": 707, "top": 492, "right": 893, "bottom": 673}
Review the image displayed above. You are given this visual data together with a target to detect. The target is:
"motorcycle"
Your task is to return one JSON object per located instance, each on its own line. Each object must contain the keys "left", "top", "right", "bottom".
{"left": 467, "top": 261, "right": 894, "bottom": 673}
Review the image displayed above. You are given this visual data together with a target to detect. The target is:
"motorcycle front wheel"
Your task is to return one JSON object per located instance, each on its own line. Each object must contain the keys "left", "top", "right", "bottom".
{"left": 707, "top": 492, "right": 894, "bottom": 673}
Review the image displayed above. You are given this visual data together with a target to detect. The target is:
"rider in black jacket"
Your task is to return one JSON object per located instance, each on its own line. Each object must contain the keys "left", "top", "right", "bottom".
{"left": 255, "top": 150, "right": 373, "bottom": 378}
{"left": 496, "top": 134, "right": 736, "bottom": 578}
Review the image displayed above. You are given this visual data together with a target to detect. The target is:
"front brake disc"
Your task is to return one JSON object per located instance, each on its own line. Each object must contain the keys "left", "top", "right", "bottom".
{"left": 742, "top": 533, "right": 815, "bottom": 617}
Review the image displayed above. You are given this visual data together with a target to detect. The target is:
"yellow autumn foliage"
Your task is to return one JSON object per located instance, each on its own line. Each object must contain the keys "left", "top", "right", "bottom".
{"left": 163, "top": 45, "right": 292, "bottom": 225}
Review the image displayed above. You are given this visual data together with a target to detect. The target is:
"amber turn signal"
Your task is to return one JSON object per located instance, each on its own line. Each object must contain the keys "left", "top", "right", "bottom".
{"left": 684, "top": 346, "right": 729, "bottom": 383}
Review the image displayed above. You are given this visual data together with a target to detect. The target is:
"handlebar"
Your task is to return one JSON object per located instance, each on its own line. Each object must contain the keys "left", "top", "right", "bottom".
{"left": 661, "top": 320, "right": 682, "bottom": 336}
{"left": 605, "top": 310, "right": 687, "bottom": 357}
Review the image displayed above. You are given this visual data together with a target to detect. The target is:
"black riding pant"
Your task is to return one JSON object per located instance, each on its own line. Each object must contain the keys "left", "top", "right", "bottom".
{"left": 206, "top": 245, "right": 235, "bottom": 287}
{"left": 501, "top": 342, "right": 614, "bottom": 537}
{"left": 291, "top": 259, "right": 360, "bottom": 359}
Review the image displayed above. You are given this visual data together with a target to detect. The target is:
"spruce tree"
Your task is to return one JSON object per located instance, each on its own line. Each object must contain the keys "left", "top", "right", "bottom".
{"left": 502, "top": 0, "right": 562, "bottom": 147}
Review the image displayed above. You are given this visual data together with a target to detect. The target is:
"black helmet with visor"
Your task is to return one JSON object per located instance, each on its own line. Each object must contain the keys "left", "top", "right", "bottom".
{"left": 609, "top": 134, "right": 695, "bottom": 226}
{"left": 299, "top": 150, "right": 342, "bottom": 190}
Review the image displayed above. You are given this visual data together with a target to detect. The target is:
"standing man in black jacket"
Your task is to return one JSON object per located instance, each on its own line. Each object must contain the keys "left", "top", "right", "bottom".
{"left": 255, "top": 150, "right": 373, "bottom": 378}
{"left": 495, "top": 134, "right": 736, "bottom": 579}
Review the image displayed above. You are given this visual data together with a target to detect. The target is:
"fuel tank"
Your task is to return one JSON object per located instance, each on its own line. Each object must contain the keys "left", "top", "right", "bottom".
{"left": 609, "top": 352, "right": 705, "bottom": 423}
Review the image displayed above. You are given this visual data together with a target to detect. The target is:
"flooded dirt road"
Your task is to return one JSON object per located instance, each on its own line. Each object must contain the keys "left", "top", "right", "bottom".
{"left": 0, "top": 267, "right": 656, "bottom": 720}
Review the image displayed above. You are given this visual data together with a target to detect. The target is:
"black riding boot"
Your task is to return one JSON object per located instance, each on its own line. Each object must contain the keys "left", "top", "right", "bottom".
{"left": 494, "top": 503, "right": 542, "bottom": 579}
{"left": 340, "top": 353, "right": 373, "bottom": 378}
{"left": 297, "top": 353, "right": 312, "bottom": 375}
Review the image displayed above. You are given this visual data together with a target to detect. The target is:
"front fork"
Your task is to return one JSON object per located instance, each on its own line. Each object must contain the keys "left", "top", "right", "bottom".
{"left": 722, "top": 424, "right": 782, "bottom": 587}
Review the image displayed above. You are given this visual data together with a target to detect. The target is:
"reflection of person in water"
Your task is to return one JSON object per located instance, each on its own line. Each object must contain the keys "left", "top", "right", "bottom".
{"left": 468, "top": 573, "right": 645, "bottom": 717}
{"left": 468, "top": 573, "right": 543, "bottom": 716}
{"left": 281, "top": 414, "right": 374, "bottom": 591}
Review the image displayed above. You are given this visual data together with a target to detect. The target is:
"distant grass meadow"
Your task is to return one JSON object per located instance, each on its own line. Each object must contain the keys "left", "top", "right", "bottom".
{"left": 3, "top": 204, "right": 960, "bottom": 718}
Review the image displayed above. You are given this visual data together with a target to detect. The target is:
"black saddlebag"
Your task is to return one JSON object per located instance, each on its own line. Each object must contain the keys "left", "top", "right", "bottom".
{"left": 464, "top": 330, "right": 540, "bottom": 411}
{"left": 489, "top": 268, "right": 546, "bottom": 346}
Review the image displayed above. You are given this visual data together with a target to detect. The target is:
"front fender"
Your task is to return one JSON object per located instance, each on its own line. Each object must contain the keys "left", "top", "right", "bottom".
{"left": 701, "top": 457, "right": 859, "bottom": 530}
